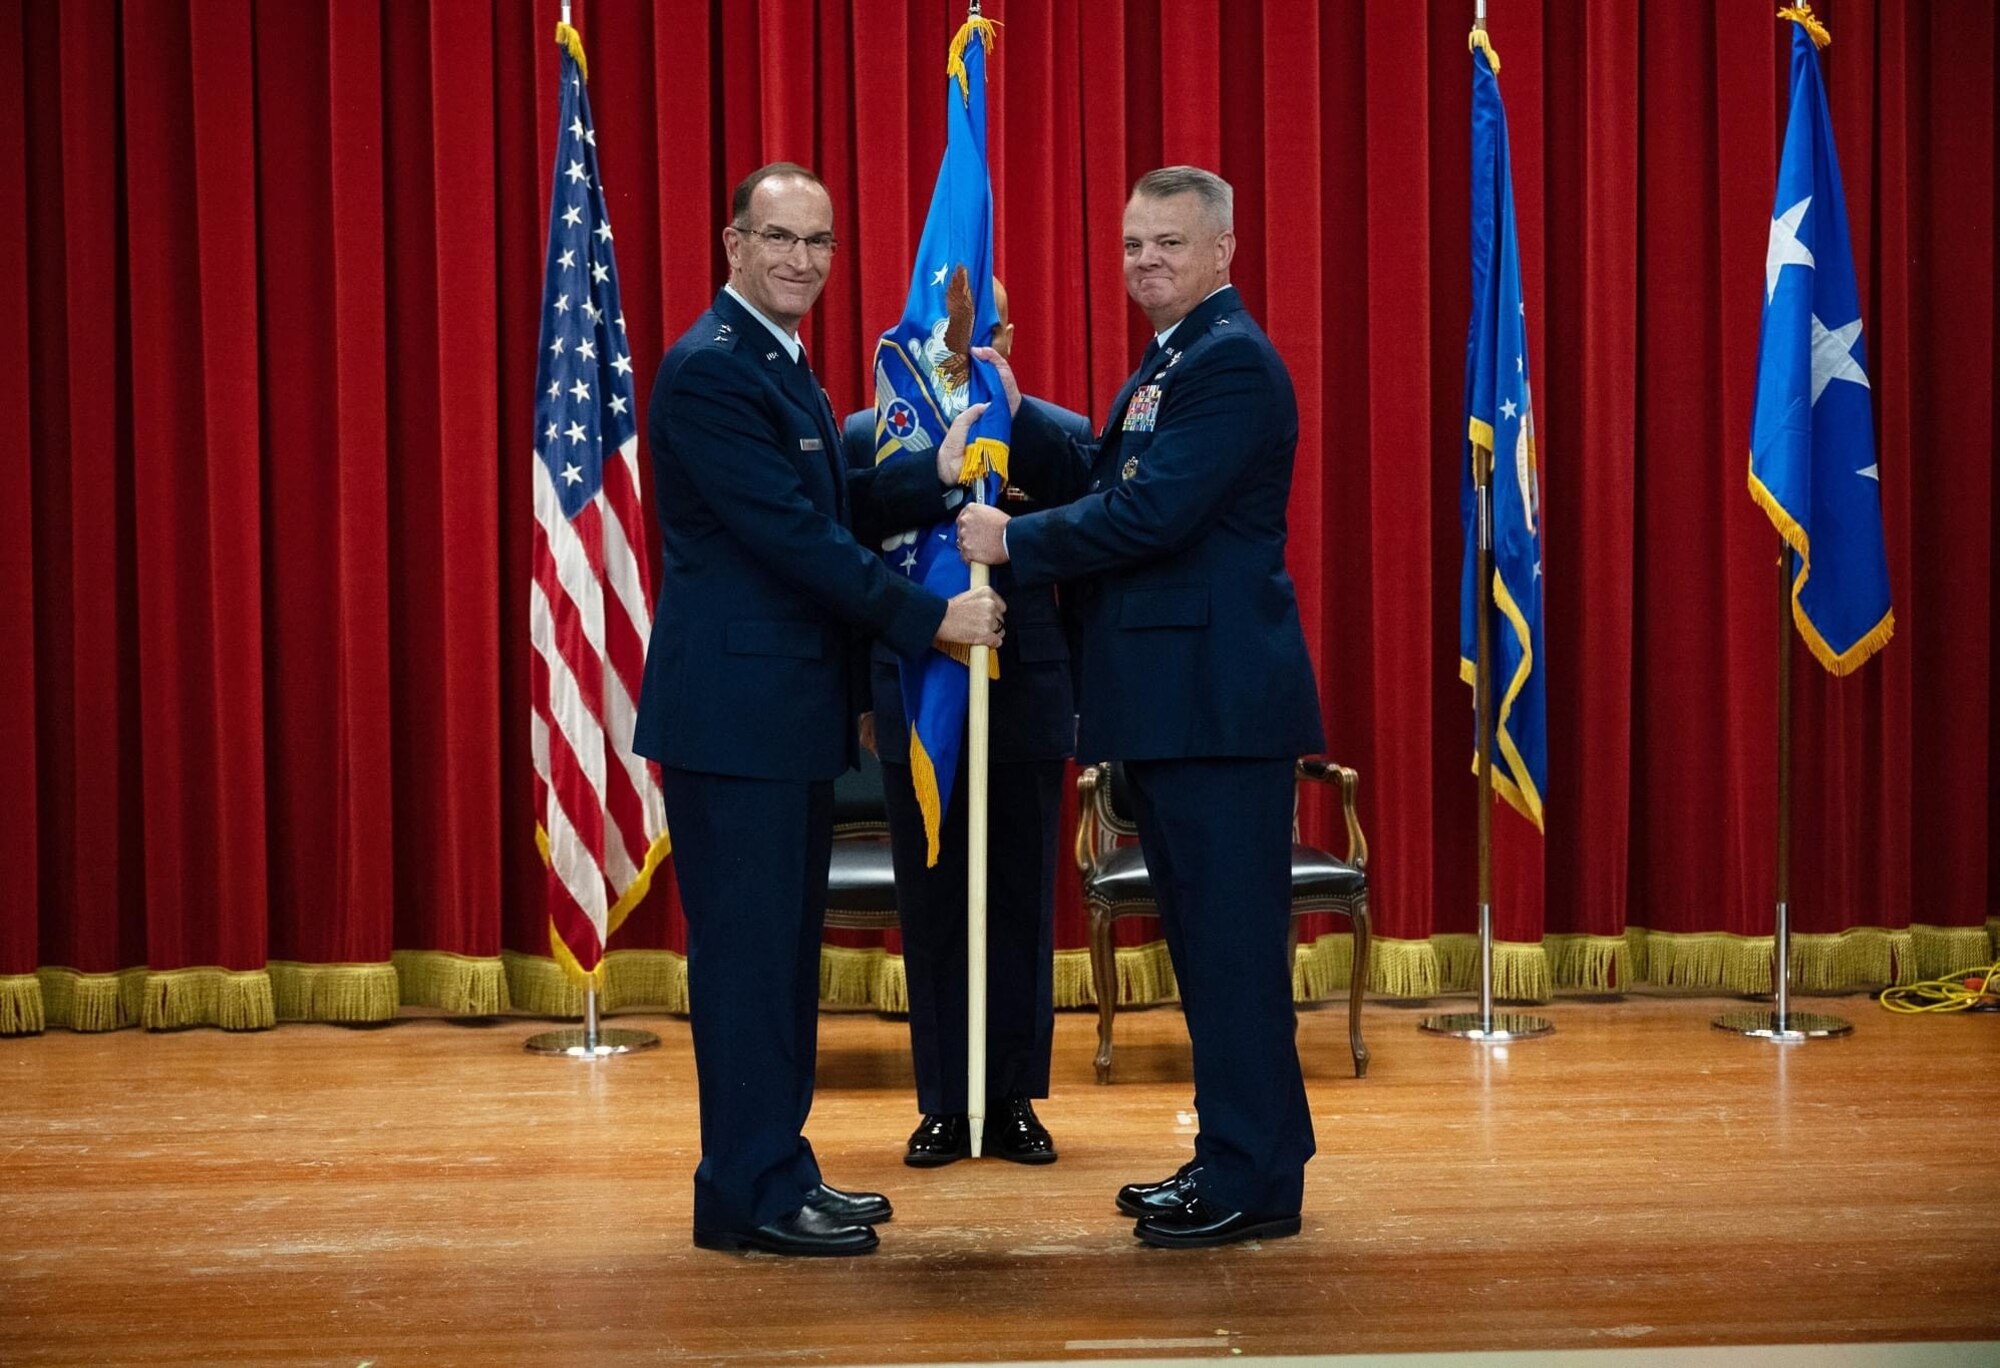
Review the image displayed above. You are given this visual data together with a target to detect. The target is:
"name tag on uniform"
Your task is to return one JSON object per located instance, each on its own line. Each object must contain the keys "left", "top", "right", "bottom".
{"left": 1122, "top": 384, "right": 1162, "bottom": 433}
{"left": 799, "top": 437, "right": 824, "bottom": 451}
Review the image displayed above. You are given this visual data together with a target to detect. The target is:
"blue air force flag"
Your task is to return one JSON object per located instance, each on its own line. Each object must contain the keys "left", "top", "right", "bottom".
{"left": 870, "top": 17, "right": 1010, "bottom": 864}
{"left": 1459, "top": 35, "right": 1546, "bottom": 831}
{"left": 1748, "top": 12, "right": 1893, "bottom": 674}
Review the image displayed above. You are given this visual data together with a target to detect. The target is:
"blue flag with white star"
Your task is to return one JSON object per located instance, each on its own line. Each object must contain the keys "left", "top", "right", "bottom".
{"left": 1459, "top": 36, "right": 1546, "bottom": 831}
{"left": 1748, "top": 15, "right": 1893, "bottom": 674}
{"left": 868, "top": 17, "right": 1010, "bottom": 864}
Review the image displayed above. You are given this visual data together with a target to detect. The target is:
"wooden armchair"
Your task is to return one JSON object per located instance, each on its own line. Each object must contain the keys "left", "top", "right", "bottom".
{"left": 1074, "top": 758, "right": 1371, "bottom": 1083}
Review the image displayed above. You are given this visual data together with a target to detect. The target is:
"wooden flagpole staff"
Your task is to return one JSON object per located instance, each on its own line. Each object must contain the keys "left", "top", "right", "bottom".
{"left": 964, "top": 478, "right": 992, "bottom": 1158}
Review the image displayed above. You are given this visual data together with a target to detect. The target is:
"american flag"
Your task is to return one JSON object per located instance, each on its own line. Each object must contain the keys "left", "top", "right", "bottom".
{"left": 530, "top": 25, "right": 668, "bottom": 977}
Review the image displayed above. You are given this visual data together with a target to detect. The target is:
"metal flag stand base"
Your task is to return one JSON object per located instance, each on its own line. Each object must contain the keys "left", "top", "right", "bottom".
{"left": 1713, "top": 544, "right": 1852, "bottom": 1043}
{"left": 1423, "top": 325, "right": 1552, "bottom": 1046}
{"left": 1419, "top": 906, "right": 1556, "bottom": 1041}
{"left": 1712, "top": 1008, "right": 1853, "bottom": 1041}
{"left": 524, "top": 984, "right": 660, "bottom": 1058}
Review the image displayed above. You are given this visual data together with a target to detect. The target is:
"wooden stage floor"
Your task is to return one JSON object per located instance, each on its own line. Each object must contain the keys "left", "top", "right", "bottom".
{"left": 3, "top": 992, "right": 1997, "bottom": 1366}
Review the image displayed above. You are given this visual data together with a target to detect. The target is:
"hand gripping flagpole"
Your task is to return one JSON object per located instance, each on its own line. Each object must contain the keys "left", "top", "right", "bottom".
{"left": 1422, "top": 2, "right": 1551, "bottom": 1043}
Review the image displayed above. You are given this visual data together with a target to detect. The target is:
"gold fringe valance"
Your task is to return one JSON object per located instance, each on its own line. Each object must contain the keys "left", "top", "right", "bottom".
{"left": 269, "top": 961, "right": 400, "bottom": 1024}
{"left": 1545, "top": 933, "right": 1634, "bottom": 992}
{"left": 137, "top": 967, "right": 275, "bottom": 1031}
{"left": 1, "top": 974, "right": 45, "bottom": 1034}
{"left": 1366, "top": 936, "right": 1445, "bottom": 998}
{"left": 1293, "top": 931, "right": 1356, "bottom": 1002}
{"left": 502, "top": 948, "right": 689, "bottom": 1017}
{"left": 32, "top": 966, "right": 148, "bottom": 1032}
{"left": 5, "top": 919, "right": 1993, "bottom": 1035}
{"left": 1430, "top": 933, "right": 1554, "bottom": 1002}
{"left": 391, "top": 950, "right": 508, "bottom": 1016}
{"left": 819, "top": 945, "right": 906, "bottom": 1013}
{"left": 1908, "top": 923, "right": 1997, "bottom": 981}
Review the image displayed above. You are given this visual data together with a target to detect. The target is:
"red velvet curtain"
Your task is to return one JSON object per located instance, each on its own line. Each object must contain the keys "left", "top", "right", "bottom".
{"left": 4, "top": 0, "right": 1994, "bottom": 1034}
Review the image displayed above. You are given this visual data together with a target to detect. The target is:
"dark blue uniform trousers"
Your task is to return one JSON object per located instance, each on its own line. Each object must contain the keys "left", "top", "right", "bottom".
{"left": 880, "top": 754, "right": 1062, "bottom": 1114}
{"left": 660, "top": 765, "right": 833, "bottom": 1234}
{"left": 1123, "top": 757, "right": 1316, "bottom": 1216}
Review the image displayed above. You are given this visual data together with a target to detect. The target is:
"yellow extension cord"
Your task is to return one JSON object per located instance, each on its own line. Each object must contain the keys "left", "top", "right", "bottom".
{"left": 1879, "top": 960, "right": 2000, "bottom": 1014}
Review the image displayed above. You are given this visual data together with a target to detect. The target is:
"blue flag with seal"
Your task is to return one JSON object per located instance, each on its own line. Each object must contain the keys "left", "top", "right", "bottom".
{"left": 1748, "top": 7, "right": 1893, "bottom": 674}
{"left": 1459, "top": 31, "right": 1546, "bottom": 831}
{"left": 869, "top": 17, "right": 1010, "bottom": 866}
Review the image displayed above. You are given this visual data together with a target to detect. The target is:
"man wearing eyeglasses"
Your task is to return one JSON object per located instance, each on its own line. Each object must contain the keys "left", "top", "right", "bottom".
{"left": 635, "top": 162, "right": 1007, "bottom": 1258}
{"left": 955, "top": 166, "right": 1324, "bottom": 1249}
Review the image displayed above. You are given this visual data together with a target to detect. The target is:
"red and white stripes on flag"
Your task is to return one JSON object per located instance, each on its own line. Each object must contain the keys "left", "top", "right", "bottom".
{"left": 529, "top": 25, "right": 669, "bottom": 976}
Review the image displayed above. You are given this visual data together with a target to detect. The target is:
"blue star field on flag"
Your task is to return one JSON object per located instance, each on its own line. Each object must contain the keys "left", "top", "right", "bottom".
{"left": 1748, "top": 12, "right": 1893, "bottom": 674}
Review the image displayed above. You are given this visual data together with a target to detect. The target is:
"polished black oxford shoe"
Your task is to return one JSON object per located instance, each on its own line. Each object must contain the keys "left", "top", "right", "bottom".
{"left": 1115, "top": 1163, "right": 1202, "bottom": 1217}
{"left": 904, "top": 1112, "right": 972, "bottom": 1167}
{"left": 804, "top": 1181, "right": 892, "bottom": 1224}
{"left": 1133, "top": 1192, "right": 1301, "bottom": 1249}
{"left": 986, "top": 1094, "right": 1057, "bottom": 1165}
{"left": 693, "top": 1205, "right": 879, "bottom": 1257}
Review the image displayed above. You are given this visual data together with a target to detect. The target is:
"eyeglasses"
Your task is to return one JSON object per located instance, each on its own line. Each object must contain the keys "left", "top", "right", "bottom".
{"left": 734, "top": 224, "right": 838, "bottom": 257}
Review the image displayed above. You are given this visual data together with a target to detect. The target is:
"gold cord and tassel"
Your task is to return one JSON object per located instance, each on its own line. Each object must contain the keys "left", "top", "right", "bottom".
{"left": 1777, "top": 5, "right": 1832, "bottom": 49}
{"left": 554, "top": 21, "right": 589, "bottom": 80}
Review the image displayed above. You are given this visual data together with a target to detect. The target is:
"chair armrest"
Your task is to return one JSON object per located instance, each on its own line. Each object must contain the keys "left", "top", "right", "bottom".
{"left": 1297, "top": 757, "right": 1369, "bottom": 872}
{"left": 1074, "top": 764, "right": 1103, "bottom": 872}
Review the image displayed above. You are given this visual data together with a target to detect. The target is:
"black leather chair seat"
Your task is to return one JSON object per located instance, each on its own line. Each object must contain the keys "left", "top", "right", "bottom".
{"left": 826, "top": 837, "right": 899, "bottom": 916}
{"left": 1086, "top": 843, "right": 1365, "bottom": 907}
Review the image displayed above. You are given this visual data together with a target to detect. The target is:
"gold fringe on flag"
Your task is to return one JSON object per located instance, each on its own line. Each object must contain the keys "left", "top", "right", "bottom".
{"left": 957, "top": 436, "right": 1010, "bottom": 486}
{"left": 1467, "top": 25, "right": 1502, "bottom": 74}
{"left": 907, "top": 729, "right": 946, "bottom": 867}
{"left": 554, "top": 21, "right": 589, "bottom": 81}
{"left": 946, "top": 16, "right": 1000, "bottom": 105}
{"left": 1777, "top": 5, "right": 1831, "bottom": 49}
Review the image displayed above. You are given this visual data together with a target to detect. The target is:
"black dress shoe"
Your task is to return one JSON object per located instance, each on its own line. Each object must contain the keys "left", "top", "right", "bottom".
{"left": 986, "top": 1094, "right": 1057, "bottom": 1165}
{"left": 1133, "top": 1192, "right": 1301, "bottom": 1249}
{"left": 693, "top": 1205, "right": 878, "bottom": 1257}
{"left": 904, "top": 1112, "right": 971, "bottom": 1167}
{"left": 805, "top": 1181, "right": 892, "bottom": 1224}
{"left": 1115, "top": 1163, "right": 1201, "bottom": 1217}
